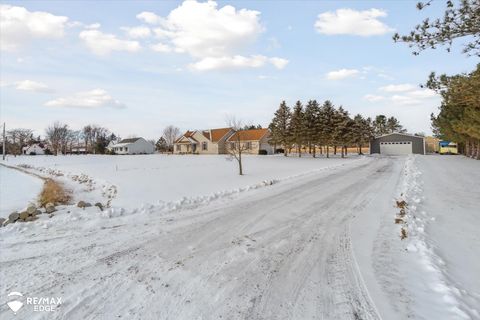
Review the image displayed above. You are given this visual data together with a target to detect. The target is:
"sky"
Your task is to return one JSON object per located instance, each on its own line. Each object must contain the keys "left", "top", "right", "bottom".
{"left": 0, "top": 0, "right": 477, "bottom": 139}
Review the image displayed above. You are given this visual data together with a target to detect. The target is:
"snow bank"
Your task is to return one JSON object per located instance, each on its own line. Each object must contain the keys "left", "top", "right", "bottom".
{"left": 396, "top": 155, "right": 476, "bottom": 319}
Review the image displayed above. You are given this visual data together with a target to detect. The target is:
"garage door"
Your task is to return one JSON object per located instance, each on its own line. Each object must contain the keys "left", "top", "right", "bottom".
{"left": 380, "top": 141, "right": 412, "bottom": 155}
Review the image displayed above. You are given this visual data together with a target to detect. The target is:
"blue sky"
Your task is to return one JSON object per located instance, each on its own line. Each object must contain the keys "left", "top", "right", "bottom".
{"left": 0, "top": 0, "right": 477, "bottom": 139}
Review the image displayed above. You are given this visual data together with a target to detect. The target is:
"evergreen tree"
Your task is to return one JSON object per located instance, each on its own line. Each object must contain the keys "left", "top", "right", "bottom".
{"left": 304, "top": 100, "right": 321, "bottom": 157}
{"left": 269, "top": 101, "right": 292, "bottom": 156}
{"left": 332, "top": 107, "right": 352, "bottom": 158}
{"left": 318, "top": 100, "right": 336, "bottom": 158}
{"left": 427, "top": 64, "right": 480, "bottom": 159}
{"left": 373, "top": 115, "right": 388, "bottom": 136}
{"left": 289, "top": 101, "right": 306, "bottom": 157}
{"left": 386, "top": 116, "right": 406, "bottom": 133}
{"left": 393, "top": 0, "right": 480, "bottom": 57}
{"left": 156, "top": 137, "right": 168, "bottom": 152}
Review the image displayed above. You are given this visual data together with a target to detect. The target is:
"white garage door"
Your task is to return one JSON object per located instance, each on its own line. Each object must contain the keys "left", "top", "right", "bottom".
{"left": 380, "top": 141, "right": 412, "bottom": 155}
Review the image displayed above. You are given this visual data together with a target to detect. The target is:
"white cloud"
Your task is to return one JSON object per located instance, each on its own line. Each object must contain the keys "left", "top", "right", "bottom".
{"left": 150, "top": 42, "right": 172, "bottom": 53}
{"left": 44, "top": 89, "right": 126, "bottom": 109}
{"left": 406, "top": 89, "right": 436, "bottom": 99}
{"left": 121, "top": 26, "right": 151, "bottom": 39}
{"left": 0, "top": 4, "right": 69, "bottom": 51}
{"left": 15, "top": 80, "right": 51, "bottom": 93}
{"left": 190, "top": 55, "right": 288, "bottom": 71}
{"left": 326, "top": 68, "right": 359, "bottom": 80}
{"left": 391, "top": 95, "right": 421, "bottom": 105}
{"left": 79, "top": 29, "right": 141, "bottom": 56}
{"left": 139, "top": 1, "right": 287, "bottom": 71}
{"left": 366, "top": 84, "right": 437, "bottom": 105}
{"left": 136, "top": 11, "right": 163, "bottom": 25}
{"left": 315, "top": 8, "right": 393, "bottom": 36}
{"left": 363, "top": 94, "right": 385, "bottom": 102}
{"left": 269, "top": 57, "right": 289, "bottom": 69}
{"left": 379, "top": 83, "right": 416, "bottom": 92}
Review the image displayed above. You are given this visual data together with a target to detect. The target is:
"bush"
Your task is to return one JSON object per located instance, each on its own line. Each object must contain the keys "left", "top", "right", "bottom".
{"left": 275, "top": 148, "right": 284, "bottom": 154}
{"left": 39, "top": 179, "right": 71, "bottom": 206}
{"left": 29, "top": 152, "right": 37, "bottom": 156}
{"left": 258, "top": 149, "right": 268, "bottom": 155}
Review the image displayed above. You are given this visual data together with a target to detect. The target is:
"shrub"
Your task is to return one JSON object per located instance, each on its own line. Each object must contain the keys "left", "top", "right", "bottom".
{"left": 39, "top": 179, "right": 71, "bottom": 206}
{"left": 29, "top": 152, "right": 37, "bottom": 156}
{"left": 258, "top": 149, "right": 268, "bottom": 155}
{"left": 275, "top": 148, "right": 284, "bottom": 154}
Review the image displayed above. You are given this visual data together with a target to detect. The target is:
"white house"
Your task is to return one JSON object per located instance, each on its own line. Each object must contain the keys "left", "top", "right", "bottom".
{"left": 111, "top": 137, "right": 155, "bottom": 155}
{"left": 22, "top": 143, "right": 46, "bottom": 155}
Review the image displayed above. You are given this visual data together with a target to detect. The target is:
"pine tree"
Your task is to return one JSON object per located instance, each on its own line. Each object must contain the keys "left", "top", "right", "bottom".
{"left": 269, "top": 101, "right": 292, "bottom": 156}
{"left": 373, "top": 115, "right": 388, "bottom": 136}
{"left": 332, "top": 107, "right": 352, "bottom": 158}
{"left": 304, "top": 100, "right": 321, "bottom": 157}
{"left": 289, "top": 101, "right": 305, "bottom": 157}
{"left": 319, "top": 100, "right": 336, "bottom": 158}
{"left": 386, "top": 116, "right": 406, "bottom": 133}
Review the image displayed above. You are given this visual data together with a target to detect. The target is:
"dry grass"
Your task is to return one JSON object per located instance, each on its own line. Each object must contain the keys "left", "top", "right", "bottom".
{"left": 400, "top": 228, "right": 408, "bottom": 240}
{"left": 394, "top": 218, "right": 404, "bottom": 224}
{"left": 39, "top": 178, "right": 71, "bottom": 207}
{"left": 396, "top": 200, "right": 408, "bottom": 209}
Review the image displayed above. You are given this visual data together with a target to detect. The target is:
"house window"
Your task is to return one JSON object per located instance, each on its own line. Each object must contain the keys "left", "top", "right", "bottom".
{"left": 230, "top": 142, "right": 235, "bottom": 149}
{"left": 125, "top": 147, "right": 128, "bottom": 152}
{"left": 246, "top": 142, "right": 252, "bottom": 149}
{"left": 176, "top": 145, "right": 181, "bottom": 151}
{"left": 202, "top": 142, "right": 208, "bottom": 151}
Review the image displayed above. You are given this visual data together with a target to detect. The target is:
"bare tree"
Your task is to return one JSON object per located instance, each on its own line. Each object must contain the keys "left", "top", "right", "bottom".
{"left": 46, "top": 122, "right": 69, "bottom": 155}
{"left": 7, "top": 128, "right": 33, "bottom": 155}
{"left": 226, "top": 116, "right": 247, "bottom": 176}
{"left": 162, "top": 125, "right": 181, "bottom": 153}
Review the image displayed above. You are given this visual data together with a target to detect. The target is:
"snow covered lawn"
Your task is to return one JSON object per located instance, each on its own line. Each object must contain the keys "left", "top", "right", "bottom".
{"left": 2, "top": 154, "right": 363, "bottom": 213}
{"left": 0, "top": 165, "right": 44, "bottom": 218}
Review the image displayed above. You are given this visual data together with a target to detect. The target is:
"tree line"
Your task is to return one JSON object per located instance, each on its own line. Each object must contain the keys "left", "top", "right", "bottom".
{"left": 268, "top": 100, "right": 405, "bottom": 157}
{"left": 394, "top": 1, "right": 479, "bottom": 160}
{"left": 2, "top": 122, "right": 119, "bottom": 156}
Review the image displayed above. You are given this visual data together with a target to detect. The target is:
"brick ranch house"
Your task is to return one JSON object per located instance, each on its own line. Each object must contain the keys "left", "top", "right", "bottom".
{"left": 226, "top": 128, "right": 274, "bottom": 155}
{"left": 174, "top": 128, "right": 234, "bottom": 154}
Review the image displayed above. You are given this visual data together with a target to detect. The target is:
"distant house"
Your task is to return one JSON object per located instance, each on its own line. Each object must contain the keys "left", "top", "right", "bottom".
{"left": 70, "top": 144, "right": 87, "bottom": 154}
{"left": 111, "top": 137, "right": 155, "bottom": 155}
{"left": 22, "top": 143, "right": 46, "bottom": 155}
{"left": 174, "top": 127, "right": 234, "bottom": 154}
{"left": 226, "top": 128, "right": 274, "bottom": 155}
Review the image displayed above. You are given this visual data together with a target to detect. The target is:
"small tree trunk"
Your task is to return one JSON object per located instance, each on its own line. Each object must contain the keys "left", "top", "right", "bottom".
{"left": 298, "top": 145, "right": 301, "bottom": 157}
{"left": 326, "top": 146, "right": 329, "bottom": 158}
{"left": 334, "top": 146, "right": 337, "bottom": 155}
{"left": 312, "top": 145, "right": 316, "bottom": 158}
{"left": 344, "top": 146, "right": 348, "bottom": 156}
{"left": 341, "top": 146, "right": 344, "bottom": 158}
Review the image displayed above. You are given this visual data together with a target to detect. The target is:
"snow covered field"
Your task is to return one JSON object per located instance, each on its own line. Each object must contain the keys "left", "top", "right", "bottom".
{"left": 1, "top": 154, "right": 363, "bottom": 212}
{"left": 0, "top": 154, "right": 479, "bottom": 320}
{"left": 0, "top": 165, "right": 43, "bottom": 218}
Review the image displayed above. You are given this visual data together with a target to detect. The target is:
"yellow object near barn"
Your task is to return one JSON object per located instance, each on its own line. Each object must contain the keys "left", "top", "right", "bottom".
{"left": 439, "top": 141, "right": 458, "bottom": 155}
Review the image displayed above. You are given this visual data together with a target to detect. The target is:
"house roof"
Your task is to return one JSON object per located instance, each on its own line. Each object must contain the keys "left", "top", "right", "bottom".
{"left": 209, "top": 127, "right": 233, "bottom": 142}
{"left": 176, "top": 128, "right": 232, "bottom": 143}
{"left": 119, "top": 137, "right": 142, "bottom": 144}
{"left": 227, "top": 128, "right": 269, "bottom": 142}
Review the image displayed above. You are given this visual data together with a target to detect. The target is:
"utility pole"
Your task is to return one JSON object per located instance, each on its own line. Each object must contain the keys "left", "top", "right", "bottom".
{"left": 2, "top": 122, "right": 6, "bottom": 160}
